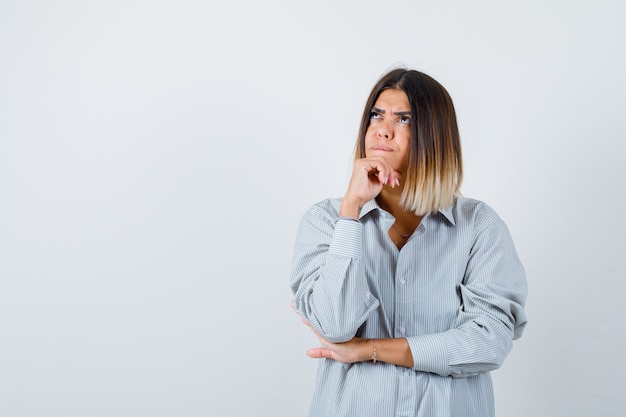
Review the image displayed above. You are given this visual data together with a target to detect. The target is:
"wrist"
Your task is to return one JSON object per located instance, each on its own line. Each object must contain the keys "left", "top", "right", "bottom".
{"left": 340, "top": 197, "right": 364, "bottom": 219}
{"left": 356, "top": 338, "right": 376, "bottom": 363}
{"left": 371, "top": 339, "right": 377, "bottom": 364}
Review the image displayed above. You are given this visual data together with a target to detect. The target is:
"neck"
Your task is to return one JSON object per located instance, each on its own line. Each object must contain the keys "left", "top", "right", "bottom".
{"left": 377, "top": 185, "right": 423, "bottom": 249}
{"left": 376, "top": 186, "right": 414, "bottom": 221}
{"left": 378, "top": 163, "right": 408, "bottom": 210}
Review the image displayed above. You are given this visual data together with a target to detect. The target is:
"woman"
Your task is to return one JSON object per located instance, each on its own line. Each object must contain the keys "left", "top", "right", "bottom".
{"left": 290, "top": 68, "right": 527, "bottom": 417}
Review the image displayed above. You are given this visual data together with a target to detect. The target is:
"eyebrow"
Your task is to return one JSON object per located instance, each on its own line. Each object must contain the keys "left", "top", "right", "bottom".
{"left": 371, "top": 107, "right": 411, "bottom": 116}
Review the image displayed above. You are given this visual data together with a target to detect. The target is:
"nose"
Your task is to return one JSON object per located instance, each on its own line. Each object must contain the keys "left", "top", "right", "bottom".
{"left": 377, "top": 122, "right": 393, "bottom": 140}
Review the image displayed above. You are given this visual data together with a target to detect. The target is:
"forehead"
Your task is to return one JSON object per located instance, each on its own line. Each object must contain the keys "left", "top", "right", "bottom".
{"left": 374, "top": 89, "right": 410, "bottom": 109}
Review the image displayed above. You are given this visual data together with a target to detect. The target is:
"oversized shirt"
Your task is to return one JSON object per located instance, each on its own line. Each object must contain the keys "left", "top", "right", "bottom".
{"left": 290, "top": 197, "right": 528, "bottom": 417}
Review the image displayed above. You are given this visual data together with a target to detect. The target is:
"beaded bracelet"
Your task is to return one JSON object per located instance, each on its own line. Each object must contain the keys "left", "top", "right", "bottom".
{"left": 371, "top": 339, "right": 377, "bottom": 364}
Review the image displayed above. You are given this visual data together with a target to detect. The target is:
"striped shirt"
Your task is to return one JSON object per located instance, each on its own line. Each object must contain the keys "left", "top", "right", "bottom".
{"left": 290, "top": 197, "right": 527, "bottom": 417}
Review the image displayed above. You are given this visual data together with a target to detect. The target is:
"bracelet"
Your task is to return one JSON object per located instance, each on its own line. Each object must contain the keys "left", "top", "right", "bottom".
{"left": 371, "top": 339, "right": 377, "bottom": 364}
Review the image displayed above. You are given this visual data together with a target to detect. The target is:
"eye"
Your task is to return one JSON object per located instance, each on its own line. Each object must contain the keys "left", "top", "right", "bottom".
{"left": 369, "top": 111, "right": 382, "bottom": 120}
{"left": 398, "top": 116, "right": 411, "bottom": 125}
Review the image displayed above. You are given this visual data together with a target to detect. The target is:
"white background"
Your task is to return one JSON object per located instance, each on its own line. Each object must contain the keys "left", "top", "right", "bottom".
{"left": 1, "top": 1, "right": 624, "bottom": 416}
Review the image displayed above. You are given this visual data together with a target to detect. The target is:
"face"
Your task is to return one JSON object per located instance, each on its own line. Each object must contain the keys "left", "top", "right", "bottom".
{"left": 364, "top": 88, "right": 412, "bottom": 174}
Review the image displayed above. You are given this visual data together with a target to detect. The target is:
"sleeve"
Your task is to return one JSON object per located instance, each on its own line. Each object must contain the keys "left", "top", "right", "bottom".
{"left": 406, "top": 205, "right": 528, "bottom": 377}
{"left": 289, "top": 203, "right": 379, "bottom": 343}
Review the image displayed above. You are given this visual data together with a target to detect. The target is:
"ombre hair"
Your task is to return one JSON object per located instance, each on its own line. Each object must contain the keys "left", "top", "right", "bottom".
{"left": 355, "top": 68, "right": 463, "bottom": 215}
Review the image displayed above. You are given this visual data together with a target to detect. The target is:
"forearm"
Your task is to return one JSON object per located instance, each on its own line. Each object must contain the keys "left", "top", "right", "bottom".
{"left": 307, "top": 336, "right": 414, "bottom": 368}
{"left": 291, "top": 211, "right": 378, "bottom": 342}
{"left": 372, "top": 338, "right": 414, "bottom": 368}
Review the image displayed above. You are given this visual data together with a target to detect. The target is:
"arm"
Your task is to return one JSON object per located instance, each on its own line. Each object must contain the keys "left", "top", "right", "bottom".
{"left": 301, "top": 204, "right": 528, "bottom": 376}
{"left": 306, "top": 334, "right": 414, "bottom": 368}
{"left": 294, "top": 306, "right": 413, "bottom": 366}
{"left": 290, "top": 207, "right": 379, "bottom": 342}
{"left": 406, "top": 206, "right": 527, "bottom": 377}
{"left": 290, "top": 158, "right": 401, "bottom": 343}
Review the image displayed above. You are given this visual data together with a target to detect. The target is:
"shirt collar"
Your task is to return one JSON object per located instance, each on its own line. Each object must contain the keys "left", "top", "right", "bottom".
{"left": 358, "top": 199, "right": 380, "bottom": 219}
{"left": 438, "top": 205, "right": 456, "bottom": 226}
{"left": 359, "top": 199, "right": 456, "bottom": 226}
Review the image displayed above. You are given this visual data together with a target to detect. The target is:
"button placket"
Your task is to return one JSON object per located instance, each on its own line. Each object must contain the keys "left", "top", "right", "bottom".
{"left": 395, "top": 256, "right": 409, "bottom": 337}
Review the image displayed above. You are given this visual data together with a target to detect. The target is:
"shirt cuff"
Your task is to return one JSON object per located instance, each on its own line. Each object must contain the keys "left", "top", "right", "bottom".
{"left": 407, "top": 333, "right": 450, "bottom": 376}
{"left": 328, "top": 217, "right": 363, "bottom": 259}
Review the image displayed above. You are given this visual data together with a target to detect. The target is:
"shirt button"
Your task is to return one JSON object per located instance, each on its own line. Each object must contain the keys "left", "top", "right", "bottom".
{"left": 399, "top": 277, "right": 406, "bottom": 284}
{"left": 400, "top": 327, "right": 406, "bottom": 334}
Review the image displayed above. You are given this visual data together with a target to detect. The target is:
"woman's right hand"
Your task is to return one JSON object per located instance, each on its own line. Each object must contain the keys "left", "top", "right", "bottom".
{"left": 340, "top": 157, "right": 400, "bottom": 218}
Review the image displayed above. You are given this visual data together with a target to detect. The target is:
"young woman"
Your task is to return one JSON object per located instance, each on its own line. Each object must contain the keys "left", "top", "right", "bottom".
{"left": 290, "top": 68, "right": 527, "bottom": 416}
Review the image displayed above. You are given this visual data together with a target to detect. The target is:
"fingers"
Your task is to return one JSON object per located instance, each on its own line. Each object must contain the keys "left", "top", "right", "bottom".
{"left": 359, "top": 158, "right": 389, "bottom": 184}
{"left": 390, "top": 172, "right": 401, "bottom": 187}
{"left": 355, "top": 157, "right": 401, "bottom": 188}
{"left": 301, "top": 317, "right": 315, "bottom": 332}
{"left": 342, "top": 158, "right": 401, "bottom": 211}
{"left": 306, "top": 348, "right": 331, "bottom": 359}
{"left": 301, "top": 318, "right": 330, "bottom": 346}
{"left": 291, "top": 301, "right": 328, "bottom": 344}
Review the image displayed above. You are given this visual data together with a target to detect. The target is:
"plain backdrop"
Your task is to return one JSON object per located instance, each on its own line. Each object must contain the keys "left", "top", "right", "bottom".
{"left": 1, "top": 1, "right": 624, "bottom": 416}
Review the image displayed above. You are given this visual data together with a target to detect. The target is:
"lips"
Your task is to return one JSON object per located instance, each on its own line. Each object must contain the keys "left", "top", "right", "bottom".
{"left": 371, "top": 145, "right": 393, "bottom": 151}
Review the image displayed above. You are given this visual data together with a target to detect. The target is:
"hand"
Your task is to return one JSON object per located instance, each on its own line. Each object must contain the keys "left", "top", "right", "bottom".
{"left": 291, "top": 301, "right": 370, "bottom": 364}
{"left": 341, "top": 157, "right": 401, "bottom": 218}
{"left": 305, "top": 331, "right": 370, "bottom": 364}
{"left": 291, "top": 301, "right": 414, "bottom": 367}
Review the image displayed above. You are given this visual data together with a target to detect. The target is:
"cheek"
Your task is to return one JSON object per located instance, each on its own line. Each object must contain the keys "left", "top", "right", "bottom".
{"left": 401, "top": 130, "right": 413, "bottom": 147}
{"left": 399, "top": 137, "right": 412, "bottom": 162}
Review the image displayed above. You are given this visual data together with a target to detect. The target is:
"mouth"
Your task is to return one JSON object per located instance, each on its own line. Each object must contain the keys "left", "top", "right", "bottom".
{"left": 371, "top": 145, "right": 393, "bottom": 152}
